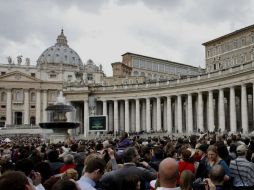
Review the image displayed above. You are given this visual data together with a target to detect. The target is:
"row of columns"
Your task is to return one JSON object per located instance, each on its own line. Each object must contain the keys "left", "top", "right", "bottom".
{"left": 85, "top": 83, "right": 253, "bottom": 135}
{"left": 5, "top": 89, "right": 48, "bottom": 125}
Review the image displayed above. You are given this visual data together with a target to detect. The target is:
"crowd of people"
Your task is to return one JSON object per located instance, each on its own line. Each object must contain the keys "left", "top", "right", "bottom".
{"left": 0, "top": 131, "right": 254, "bottom": 190}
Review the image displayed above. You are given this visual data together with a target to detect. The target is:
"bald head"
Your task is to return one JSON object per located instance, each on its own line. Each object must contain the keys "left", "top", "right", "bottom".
{"left": 158, "top": 158, "right": 179, "bottom": 188}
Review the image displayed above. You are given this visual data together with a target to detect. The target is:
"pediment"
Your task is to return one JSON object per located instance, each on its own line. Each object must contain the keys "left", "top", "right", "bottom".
{"left": 0, "top": 71, "right": 42, "bottom": 82}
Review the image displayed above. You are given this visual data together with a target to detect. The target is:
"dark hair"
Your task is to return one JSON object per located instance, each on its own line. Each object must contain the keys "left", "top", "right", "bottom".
{"left": 15, "top": 158, "right": 34, "bottom": 176}
{"left": 52, "top": 179, "right": 78, "bottom": 190}
{"left": 85, "top": 157, "right": 106, "bottom": 173}
{"left": 123, "top": 147, "right": 137, "bottom": 163}
{"left": 47, "top": 150, "right": 60, "bottom": 162}
{"left": 121, "top": 175, "right": 140, "bottom": 190}
{"left": 0, "top": 171, "right": 29, "bottom": 190}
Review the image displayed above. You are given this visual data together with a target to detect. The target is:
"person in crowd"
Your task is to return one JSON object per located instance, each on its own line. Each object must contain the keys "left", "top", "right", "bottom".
{"left": 195, "top": 144, "right": 208, "bottom": 179}
{"left": 157, "top": 157, "right": 181, "bottom": 190}
{"left": 15, "top": 158, "right": 45, "bottom": 190}
{"left": 59, "top": 154, "right": 76, "bottom": 173}
{"left": 100, "top": 147, "right": 156, "bottom": 190}
{"left": 180, "top": 170, "right": 195, "bottom": 190}
{"left": 77, "top": 157, "right": 106, "bottom": 190}
{"left": 121, "top": 175, "right": 141, "bottom": 190}
{"left": 206, "top": 145, "right": 230, "bottom": 181}
{"left": 117, "top": 132, "right": 133, "bottom": 148}
{"left": 177, "top": 148, "right": 195, "bottom": 185}
{"left": 149, "top": 146, "right": 164, "bottom": 171}
{"left": 46, "top": 150, "right": 64, "bottom": 175}
{"left": 52, "top": 178, "right": 80, "bottom": 190}
{"left": 229, "top": 144, "right": 254, "bottom": 189}
{"left": 0, "top": 170, "right": 36, "bottom": 190}
{"left": 205, "top": 165, "right": 225, "bottom": 190}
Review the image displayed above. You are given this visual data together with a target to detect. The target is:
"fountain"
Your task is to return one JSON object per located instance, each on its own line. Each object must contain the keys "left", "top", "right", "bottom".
{"left": 39, "top": 91, "right": 80, "bottom": 143}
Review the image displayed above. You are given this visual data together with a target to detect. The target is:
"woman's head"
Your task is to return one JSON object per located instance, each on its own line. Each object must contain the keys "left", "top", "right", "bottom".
{"left": 207, "top": 145, "right": 218, "bottom": 162}
{"left": 180, "top": 170, "right": 195, "bottom": 190}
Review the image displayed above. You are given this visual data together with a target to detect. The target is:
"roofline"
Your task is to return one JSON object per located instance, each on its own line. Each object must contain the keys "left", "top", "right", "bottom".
{"left": 202, "top": 24, "right": 254, "bottom": 46}
{"left": 121, "top": 52, "right": 204, "bottom": 69}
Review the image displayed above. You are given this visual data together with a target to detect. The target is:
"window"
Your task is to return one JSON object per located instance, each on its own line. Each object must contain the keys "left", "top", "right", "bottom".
{"left": 1, "top": 105, "right": 6, "bottom": 108}
{"left": 50, "top": 74, "right": 57, "bottom": 78}
{"left": 30, "top": 92, "right": 36, "bottom": 102}
{"left": 241, "top": 37, "right": 246, "bottom": 46}
{"left": 87, "top": 74, "right": 93, "bottom": 80}
{"left": 1, "top": 92, "right": 6, "bottom": 102}
{"left": 31, "top": 73, "right": 35, "bottom": 77}
{"left": 1, "top": 72, "right": 6, "bottom": 75}
{"left": 31, "top": 105, "right": 35, "bottom": 109}
{"left": 68, "top": 75, "right": 72, "bottom": 81}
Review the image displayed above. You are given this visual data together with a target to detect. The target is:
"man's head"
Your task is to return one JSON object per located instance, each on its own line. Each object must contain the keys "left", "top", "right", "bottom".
{"left": 0, "top": 171, "right": 35, "bottom": 190}
{"left": 158, "top": 158, "right": 179, "bottom": 188}
{"left": 123, "top": 147, "right": 140, "bottom": 164}
{"left": 84, "top": 157, "right": 106, "bottom": 181}
{"left": 63, "top": 154, "right": 74, "bottom": 164}
{"left": 209, "top": 165, "right": 225, "bottom": 185}
{"left": 236, "top": 144, "right": 247, "bottom": 156}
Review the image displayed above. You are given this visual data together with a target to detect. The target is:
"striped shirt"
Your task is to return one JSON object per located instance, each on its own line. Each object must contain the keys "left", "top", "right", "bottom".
{"left": 229, "top": 156, "right": 254, "bottom": 187}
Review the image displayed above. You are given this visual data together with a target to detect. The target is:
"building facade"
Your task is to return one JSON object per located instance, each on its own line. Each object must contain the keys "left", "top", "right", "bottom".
{"left": 0, "top": 30, "right": 104, "bottom": 132}
{"left": 203, "top": 24, "right": 254, "bottom": 72}
{"left": 1, "top": 26, "right": 254, "bottom": 137}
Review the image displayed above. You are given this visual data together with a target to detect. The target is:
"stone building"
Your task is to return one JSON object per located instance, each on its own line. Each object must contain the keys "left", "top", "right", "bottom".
{"left": 0, "top": 30, "right": 104, "bottom": 132}
{"left": 1, "top": 25, "right": 254, "bottom": 137}
{"left": 203, "top": 24, "right": 254, "bottom": 72}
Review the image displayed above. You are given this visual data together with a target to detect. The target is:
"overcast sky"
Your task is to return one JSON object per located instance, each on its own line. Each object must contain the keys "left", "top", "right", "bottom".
{"left": 0, "top": 0, "right": 253, "bottom": 76}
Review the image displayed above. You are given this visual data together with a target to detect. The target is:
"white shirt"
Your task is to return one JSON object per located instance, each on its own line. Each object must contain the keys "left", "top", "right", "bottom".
{"left": 156, "top": 187, "right": 181, "bottom": 190}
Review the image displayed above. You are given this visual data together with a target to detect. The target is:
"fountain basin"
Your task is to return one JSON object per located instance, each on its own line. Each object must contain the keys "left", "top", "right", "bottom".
{"left": 39, "top": 122, "right": 80, "bottom": 129}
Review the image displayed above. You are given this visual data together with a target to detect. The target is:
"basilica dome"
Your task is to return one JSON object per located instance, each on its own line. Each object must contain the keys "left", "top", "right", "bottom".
{"left": 37, "top": 30, "right": 83, "bottom": 67}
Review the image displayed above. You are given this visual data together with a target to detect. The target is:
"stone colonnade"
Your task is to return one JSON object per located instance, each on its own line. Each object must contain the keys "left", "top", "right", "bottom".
{"left": 84, "top": 83, "right": 254, "bottom": 134}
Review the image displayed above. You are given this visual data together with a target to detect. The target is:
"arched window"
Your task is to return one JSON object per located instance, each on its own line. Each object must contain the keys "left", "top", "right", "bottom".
{"left": 1, "top": 92, "right": 6, "bottom": 102}
{"left": 31, "top": 92, "right": 36, "bottom": 102}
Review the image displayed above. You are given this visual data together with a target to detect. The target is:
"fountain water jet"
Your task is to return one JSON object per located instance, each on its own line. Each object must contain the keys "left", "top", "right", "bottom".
{"left": 39, "top": 91, "right": 80, "bottom": 143}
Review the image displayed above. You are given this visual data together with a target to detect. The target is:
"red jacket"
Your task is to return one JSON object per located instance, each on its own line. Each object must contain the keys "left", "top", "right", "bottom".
{"left": 59, "top": 163, "right": 76, "bottom": 173}
{"left": 177, "top": 160, "right": 195, "bottom": 184}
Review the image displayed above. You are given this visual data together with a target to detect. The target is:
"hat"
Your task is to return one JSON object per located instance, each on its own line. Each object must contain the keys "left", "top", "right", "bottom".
{"left": 236, "top": 144, "right": 247, "bottom": 154}
{"left": 197, "top": 144, "right": 208, "bottom": 153}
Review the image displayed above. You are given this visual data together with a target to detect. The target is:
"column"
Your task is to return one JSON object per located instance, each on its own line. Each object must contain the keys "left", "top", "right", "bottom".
{"left": 6, "top": 89, "right": 12, "bottom": 125}
{"left": 103, "top": 100, "right": 107, "bottom": 115}
{"left": 119, "top": 101, "right": 124, "bottom": 131}
{"left": 24, "top": 90, "right": 29, "bottom": 125}
{"left": 241, "top": 84, "right": 248, "bottom": 133}
{"left": 163, "top": 99, "right": 167, "bottom": 132}
{"left": 102, "top": 100, "right": 108, "bottom": 130}
{"left": 218, "top": 88, "right": 225, "bottom": 132}
{"left": 146, "top": 98, "right": 151, "bottom": 132}
{"left": 197, "top": 92, "right": 204, "bottom": 132}
{"left": 187, "top": 93, "right": 193, "bottom": 133}
{"left": 208, "top": 90, "right": 214, "bottom": 132}
{"left": 114, "top": 100, "right": 119, "bottom": 133}
{"left": 167, "top": 96, "right": 172, "bottom": 134}
{"left": 130, "top": 101, "right": 136, "bottom": 131}
{"left": 84, "top": 99, "right": 89, "bottom": 138}
{"left": 135, "top": 99, "right": 140, "bottom": 132}
{"left": 230, "top": 87, "right": 237, "bottom": 132}
{"left": 125, "top": 99, "right": 130, "bottom": 132}
{"left": 177, "top": 95, "right": 182, "bottom": 133}
{"left": 36, "top": 90, "right": 41, "bottom": 125}
{"left": 156, "top": 97, "right": 161, "bottom": 131}
{"left": 152, "top": 99, "right": 157, "bottom": 131}
{"left": 108, "top": 102, "right": 113, "bottom": 131}
{"left": 42, "top": 90, "right": 48, "bottom": 122}
{"left": 141, "top": 100, "right": 146, "bottom": 131}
